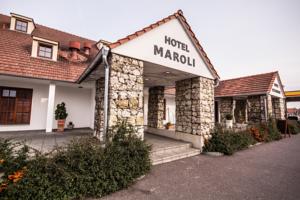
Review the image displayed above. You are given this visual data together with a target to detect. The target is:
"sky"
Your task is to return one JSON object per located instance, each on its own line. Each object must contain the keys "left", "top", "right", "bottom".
{"left": 1, "top": 0, "right": 300, "bottom": 107}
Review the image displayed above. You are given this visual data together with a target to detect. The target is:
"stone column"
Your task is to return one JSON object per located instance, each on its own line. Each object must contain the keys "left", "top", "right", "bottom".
{"left": 232, "top": 99, "right": 236, "bottom": 123}
{"left": 272, "top": 97, "right": 285, "bottom": 120}
{"left": 176, "top": 76, "right": 214, "bottom": 148}
{"left": 94, "top": 78, "right": 105, "bottom": 140}
{"left": 267, "top": 94, "right": 273, "bottom": 119}
{"left": 260, "top": 95, "right": 267, "bottom": 122}
{"left": 147, "top": 86, "right": 165, "bottom": 129}
{"left": 108, "top": 54, "right": 144, "bottom": 138}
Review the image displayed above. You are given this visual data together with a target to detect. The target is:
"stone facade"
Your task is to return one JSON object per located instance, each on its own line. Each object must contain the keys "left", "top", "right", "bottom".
{"left": 176, "top": 76, "right": 214, "bottom": 140}
{"left": 93, "top": 54, "right": 144, "bottom": 139}
{"left": 247, "top": 95, "right": 266, "bottom": 123}
{"left": 217, "top": 94, "right": 286, "bottom": 124}
{"left": 147, "top": 86, "right": 165, "bottom": 128}
{"left": 94, "top": 78, "right": 105, "bottom": 140}
{"left": 108, "top": 54, "right": 144, "bottom": 138}
{"left": 219, "top": 97, "right": 232, "bottom": 123}
{"left": 272, "top": 97, "right": 285, "bottom": 120}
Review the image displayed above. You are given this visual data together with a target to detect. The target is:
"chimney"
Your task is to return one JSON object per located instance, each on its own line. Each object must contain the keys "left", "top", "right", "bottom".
{"left": 69, "top": 41, "right": 81, "bottom": 59}
{"left": 83, "top": 42, "right": 92, "bottom": 55}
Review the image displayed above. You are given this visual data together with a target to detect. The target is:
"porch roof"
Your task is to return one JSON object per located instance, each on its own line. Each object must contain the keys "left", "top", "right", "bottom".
{"left": 215, "top": 71, "right": 278, "bottom": 97}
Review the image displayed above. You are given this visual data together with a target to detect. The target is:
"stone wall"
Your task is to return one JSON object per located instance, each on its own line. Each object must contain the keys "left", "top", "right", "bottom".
{"left": 218, "top": 95, "right": 267, "bottom": 123}
{"left": 176, "top": 76, "right": 214, "bottom": 140}
{"left": 247, "top": 95, "right": 266, "bottom": 123}
{"left": 272, "top": 97, "right": 285, "bottom": 120}
{"left": 219, "top": 98, "right": 232, "bottom": 123}
{"left": 94, "top": 78, "right": 105, "bottom": 140}
{"left": 108, "top": 53, "right": 144, "bottom": 138}
{"left": 147, "top": 86, "right": 165, "bottom": 128}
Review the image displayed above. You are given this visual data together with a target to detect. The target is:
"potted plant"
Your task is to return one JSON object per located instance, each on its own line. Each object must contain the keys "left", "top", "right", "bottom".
{"left": 165, "top": 122, "right": 172, "bottom": 130}
{"left": 67, "top": 121, "right": 74, "bottom": 129}
{"left": 225, "top": 113, "right": 233, "bottom": 129}
{"left": 55, "top": 102, "right": 68, "bottom": 132}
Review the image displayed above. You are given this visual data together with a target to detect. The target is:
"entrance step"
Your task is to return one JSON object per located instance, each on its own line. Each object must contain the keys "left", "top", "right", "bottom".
{"left": 146, "top": 133, "right": 200, "bottom": 165}
{"left": 151, "top": 146, "right": 200, "bottom": 165}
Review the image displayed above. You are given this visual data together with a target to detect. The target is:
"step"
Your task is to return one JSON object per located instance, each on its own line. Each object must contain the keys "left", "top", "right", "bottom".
{"left": 151, "top": 147, "right": 201, "bottom": 165}
{"left": 151, "top": 143, "right": 191, "bottom": 154}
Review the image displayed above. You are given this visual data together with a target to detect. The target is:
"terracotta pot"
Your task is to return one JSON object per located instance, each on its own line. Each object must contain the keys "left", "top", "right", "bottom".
{"left": 225, "top": 120, "right": 233, "bottom": 129}
{"left": 57, "top": 119, "right": 65, "bottom": 132}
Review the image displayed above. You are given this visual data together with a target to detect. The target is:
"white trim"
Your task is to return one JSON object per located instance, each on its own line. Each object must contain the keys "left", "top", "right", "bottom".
{"left": 46, "top": 83, "right": 56, "bottom": 132}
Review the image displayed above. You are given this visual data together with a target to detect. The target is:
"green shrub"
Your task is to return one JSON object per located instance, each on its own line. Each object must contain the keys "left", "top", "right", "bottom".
{"left": 0, "top": 121, "right": 151, "bottom": 200}
{"left": 265, "top": 118, "right": 282, "bottom": 141}
{"left": 203, "top": 127, "right": 256, "bottom": 155}
{"left": 287, "top": 120, "right": 300, "bottom": 134}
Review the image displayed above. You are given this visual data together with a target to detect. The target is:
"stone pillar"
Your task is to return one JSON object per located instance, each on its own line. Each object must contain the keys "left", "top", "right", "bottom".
{"left": 260, "top": 95, "right": 267, "bottom": 122}
{"left": 272, "top": 97, "right": 285, "bottom": 120}
{"left": 232, "top": 99, "right": 236, "bottom": 123}
{"left": 267, "top": 94, "right": 273, "bottom": 118}
{"left": 147, "top": 86, "right": 165, "bottom": 129}
{"left": 108, "top": 54, "right": 144, "bottom": 138}
{"left": 176, "top": 76, "right": 214, "bottom": 148}
{"left": 94, "top": 78, "right": 105, "bottom": 140}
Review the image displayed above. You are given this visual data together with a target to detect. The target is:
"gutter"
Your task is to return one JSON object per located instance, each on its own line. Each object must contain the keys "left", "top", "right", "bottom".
{"left": 101, "top": 45, "right": 110, "bottom": 142}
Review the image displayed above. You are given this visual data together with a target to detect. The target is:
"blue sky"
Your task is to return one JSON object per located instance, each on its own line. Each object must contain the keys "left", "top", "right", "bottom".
{"left": 1, "top": 0, "right": 300, "bottom": 107}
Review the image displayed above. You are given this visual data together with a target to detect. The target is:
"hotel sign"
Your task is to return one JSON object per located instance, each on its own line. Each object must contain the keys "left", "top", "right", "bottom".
{"left": 153, "top": 36, "right": 195, "bottom": 67}
{"left": 111, "top": 18, "right": 214, "bottom": 79}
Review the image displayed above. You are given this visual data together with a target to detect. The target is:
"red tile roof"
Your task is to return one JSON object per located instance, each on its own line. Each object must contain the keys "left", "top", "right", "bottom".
{"left": 108, "top": 10, "right": 219, "bottom": 79}
{"left": 215, "top": 71, "right": 278, "bottom": 97}
{"left": 0, "top": 14, "right": 98, "bottom": 82}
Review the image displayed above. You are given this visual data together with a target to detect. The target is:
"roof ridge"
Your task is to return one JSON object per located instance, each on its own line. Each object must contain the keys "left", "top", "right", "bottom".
{"left": 220, "top": 71, "right": 278, "bottom": 82}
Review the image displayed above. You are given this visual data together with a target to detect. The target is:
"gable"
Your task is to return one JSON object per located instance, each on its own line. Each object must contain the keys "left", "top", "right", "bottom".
{"left": 270, "top": 75, "right": 285, "bottom": 98}
{"left": 111, "top": 18, "right": 215, "bottom": 79}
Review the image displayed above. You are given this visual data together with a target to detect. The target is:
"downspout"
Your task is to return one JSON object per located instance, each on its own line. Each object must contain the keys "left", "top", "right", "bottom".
{"left": 101, "top": 45, "right": 110, "bottom": 143}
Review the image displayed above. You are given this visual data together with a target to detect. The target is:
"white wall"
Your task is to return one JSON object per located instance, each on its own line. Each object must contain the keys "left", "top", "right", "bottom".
{"left": 163, "top": 94, "right": 176, "bottom": 124}
{"left": 0, "top": 78, "right": 95, "bottom": 132}
{"left": 53, "top": 85, "right": 94, "bottom": 129}
{"left": 112, "top": 18, "right": 214, "bottom": 79}
{"left": 270, "top": 76, "right": 285, "bottom": 98}
{"left": 0, "top": 80, "right": 49, "bottom": 131}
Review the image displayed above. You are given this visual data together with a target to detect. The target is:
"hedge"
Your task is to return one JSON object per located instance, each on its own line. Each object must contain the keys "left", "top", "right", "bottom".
{"left": 0, "top": 121, "right": 151, "bottom": 200}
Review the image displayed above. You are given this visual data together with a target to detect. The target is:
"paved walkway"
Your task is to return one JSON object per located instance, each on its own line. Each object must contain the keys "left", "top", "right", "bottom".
{"left": 0, "top": 129, "right": 93, "bottom": 153}
{"left": 102, "top": 135, "right": 300, "bottom": 200}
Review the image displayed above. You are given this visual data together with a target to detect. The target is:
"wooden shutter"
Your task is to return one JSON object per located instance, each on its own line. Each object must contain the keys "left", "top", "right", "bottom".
{"left": 0, "top": 87, "right": 33, "bottom": 125}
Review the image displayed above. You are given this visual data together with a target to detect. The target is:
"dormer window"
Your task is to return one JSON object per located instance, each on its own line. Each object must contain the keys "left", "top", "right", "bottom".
{"left": 31, "top": 36, "right": 58, "bottom": 61}
{"left": 38, "top": 43, "right": 53, "bottom": 59}
{"left": 10, "top": 13, "right": 35, "bottom": 34}
{"left": 15, "top": 19, "right": 28, "bottom": 32}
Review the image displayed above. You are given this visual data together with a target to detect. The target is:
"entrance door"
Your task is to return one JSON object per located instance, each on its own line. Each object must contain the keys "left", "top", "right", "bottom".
{"left": 234, "top": 100, "right": 246, "bottom": 123}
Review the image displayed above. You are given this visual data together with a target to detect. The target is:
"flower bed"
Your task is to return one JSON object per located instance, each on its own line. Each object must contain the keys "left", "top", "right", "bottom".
{"left": 0, "top": 122, "right": 151, "bottom": 200}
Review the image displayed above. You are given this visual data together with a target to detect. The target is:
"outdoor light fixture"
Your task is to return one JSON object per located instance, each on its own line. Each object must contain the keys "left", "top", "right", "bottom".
{"left": 145, "top": 78, "right": 149, "bottom": 81}
{"left": 165, "top": 71, "right": 171, "bottom": 74}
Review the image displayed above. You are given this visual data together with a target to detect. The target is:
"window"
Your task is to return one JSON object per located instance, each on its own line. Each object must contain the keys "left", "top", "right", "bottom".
{"left": 38, "top": 43, "right": 53, "bottom": 59}
{"left": 0, "top": 87, "right": 33, "bottom": 125}
{"left": 15, "top": 19, "right": 28, "bottom": 32}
